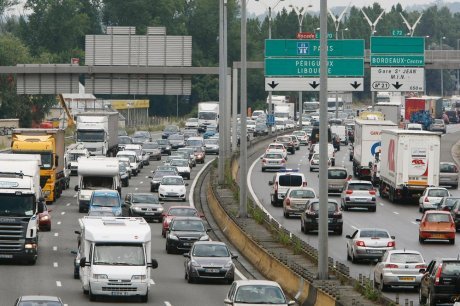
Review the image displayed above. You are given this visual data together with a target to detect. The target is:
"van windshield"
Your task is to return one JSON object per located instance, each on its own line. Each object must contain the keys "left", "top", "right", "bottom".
{"left": 279, "top": 175, "right": 303, "bottom": 187}
{"left": 91, "top": 195, "right": 119, "bottom": 207}
{"left": 93, "top": 243, "right": 145, "bottom": 266}
{"left": 328, "top": 170, "right": 347, "bottom": 179}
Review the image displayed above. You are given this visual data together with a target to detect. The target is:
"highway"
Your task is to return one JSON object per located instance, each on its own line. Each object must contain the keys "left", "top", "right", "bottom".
{"left": 248, "top": 123, "right": 460, "bottom": 303}
{"left": 0, "top": 143, "right": 241, "bottom": 306}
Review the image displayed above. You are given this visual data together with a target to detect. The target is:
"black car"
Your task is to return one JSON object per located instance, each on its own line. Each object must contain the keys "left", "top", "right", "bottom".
{"left": 162, "top": 125, "right": 180, "bottom": 139}
{"left": 300, "top": 199, "right": 343, "bottom": 235}
{"left": 149, "top": 170, "right": 177, "bottom": 192}
{"left": 445, "top": 110, "right": 459, "bottom": 123}
{"left": 254, "top": 123, "right": 269, "bottom": 136}
{"left": 156, "top": 139, "right": 172, "bottom": 155}
{"left": 123, "top": 193, "right": 164, "bottom": 222}
{"left": 165, "top": 217, "right": 210, "bottom": 254}
{"left": 275, "top": 135, "right": 295, "bottom": 154}
{"left": 419, "top": 258, "right": 460, "bottom": 305}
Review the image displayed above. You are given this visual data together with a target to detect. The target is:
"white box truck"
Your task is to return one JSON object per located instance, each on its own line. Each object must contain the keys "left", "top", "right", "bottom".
{"left": 77, "top": 216, "right": 158, "bottom": 302}
{"left": 197, "top": 102, "right": 219, "bottom": 132}
{"left": 374, "top": 102, "right": 401, "bottom": 125}
{"left": 0, "top": 154, "right": 44, "bottom": 264}
{"left": 379, "top": 130, "right": 441, "bottom": 203}
{"left": 75, "top": 157, "right": 121, "bottom": 213}
{"left": 353, "top": 119, "right": 398, "bottom": 180}
{"left": 76, "top": 111, "right": 119, "bottom": 157}
{"left": 274, "top": 104, "right": 295, "bottom": 120}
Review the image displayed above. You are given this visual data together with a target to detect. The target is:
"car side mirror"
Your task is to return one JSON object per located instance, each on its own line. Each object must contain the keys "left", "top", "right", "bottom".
{"left": 149, "top": 259, "right": 159, "bottom": 269}
{"left": 415, "top": 218, "right": 421, "bottom": 222}
{"left": 37, "top": 202, "right": 44, "bottom": 214}
{"left": 70, "top": 250, "right": 77, "bottom": 255}
{"left": 231, "top": 255, "right": 238, "bottom": 260}
{"left": 391, "top": 236, "right": 395, "bottom": 240}
{"left": 79, "top": 257, "right": 88, "bottom": 267}
{"left": 268, "top": 181, "right": 273, "bottom": 186}
{"left": 75, "top": 185, "right": 79, "bottom": 191}
{"left": 148, "top": 176, "right": 153, "bottom": 178}
{"left": 75, "top": 230, "right": 81, "bottom": 235}
{"left": 206, "top": 228, "right": 212, "bottom": 233}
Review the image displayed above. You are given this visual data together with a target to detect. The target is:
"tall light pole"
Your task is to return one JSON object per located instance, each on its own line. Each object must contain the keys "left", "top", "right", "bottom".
{"left": 440, "top": 36, "right": 446, "bottom": 97}
{"left": 256, "top": 0, "right": 285, "bottom": 134}
{"left": 218, "top": 0, "right": 227, "bottom": 184}
{"left": 425, "top": 35, "right": 430, "bottom": 95}
{"left": 457, "top": 39, "right": 460, "bottom": 95}
{"left": 341, "top": 27, "right": 349, "bottom": 39}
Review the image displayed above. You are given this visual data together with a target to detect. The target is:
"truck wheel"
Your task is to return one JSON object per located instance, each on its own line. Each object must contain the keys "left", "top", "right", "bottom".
{"left": 140, "top": 291, "right": 148, "bottom": 303}
{"left": 89, "top": 288, "right": 97, "bottom": 301}
{"left": 389, "top": 188, "right": 395, "bottom": 203}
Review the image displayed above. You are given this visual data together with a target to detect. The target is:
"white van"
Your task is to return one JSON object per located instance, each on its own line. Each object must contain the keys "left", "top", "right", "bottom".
{"left": 117, "top": 150, "right": 141, "bottom": 176}
{"left": 310, "top": 143, "right": 336, "bottom": 166}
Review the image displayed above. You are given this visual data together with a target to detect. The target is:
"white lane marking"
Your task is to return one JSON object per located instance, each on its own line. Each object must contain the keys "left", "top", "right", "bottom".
{"left": 53, "top": 246, "right": 57, "bottom": 251}
{"left": 61, "top": 212, "right": 65, "bottom": 215}
{"left": 411, "top": 221, "right": 419, "bottom": 225}
{"left": 393, "top": 211, "right": 399, "bottom": 215}
{"left": 140, "top": 181, "right": 143, "bottom": 184}
{"left": 73, "top": 194, "right": 77, "bottom": 198}
{"left": 56, "top": 281, "right": 62, "bottom": 287}
{"left": 235, "top": 267, "right": 247, "bottom": 281}
{"left": 188, "top": 158, "right": 216, "bottom": 208}
{"left": 53, "top": 262, "right": 58, "bottom": 268}
{"left": 135, "top": 188, "right": 138, "bottom": 191}
{"left": 165, "top": 302, "right": 172, "bottom": 306}
{"left": 66, "top": 203, "right": 70, "bottom": 206}
{"left": 351, "top": 225, "right": 358, "bottom": 230}
{"left": 145, "top": 176, "right": 149, "bottom": 179}
{"left": 379, "top": 202, "right": 384, "bottom": 206}
{"left": 248, "top": 154, "right": 273, "bottom": 216}
{"left": 54, "top": 233, "right": 59, "bottom": 237}
{"left": 149, "top": 279, "right": 155, "bottom": 285}
{"left": 57, "top": 221, "right": 62, "bottom": 225}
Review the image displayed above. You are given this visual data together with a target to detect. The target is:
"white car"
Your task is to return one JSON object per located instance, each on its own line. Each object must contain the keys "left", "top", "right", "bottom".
{"left": 169, "top": 158, "right": 191, "bottom": 180}
{"left": 224, "top": 280, "right": 295, "bottom": 306}
{"left": 124, "top": 144, "right": 148, "bottom": 167}
{"left": 275, "top": 119, "right": 285, "bottom": 131}
{"left": 116, "top": 151, "right": 140, "bottom": 175}
{"left": 419, "top": 187, "right": 451, "bottom": 212}
{"left": 261, "top": 152, "right": 286, "bottom": 172}
{"left": 309, "top": 153, "right": 330, "bottom": 172}
{"left": 292, "top": 130, "right": 308, "bottom": 145}
{"left": 266, "top": 143, "right": 288, "bottom": 159}
{"left": 158, "top": 175, "right": 188, "bottom": 202}
{"left": 247, "top": 120, "right": 256, "bottom": 132}
{"left": 185, "top": 117, "right": 199, "bottom": 129}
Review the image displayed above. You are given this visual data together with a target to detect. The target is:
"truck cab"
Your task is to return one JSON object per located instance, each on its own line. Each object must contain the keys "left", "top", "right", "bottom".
{"left": 65, "top": 146, "right": 90, "bottom": 176}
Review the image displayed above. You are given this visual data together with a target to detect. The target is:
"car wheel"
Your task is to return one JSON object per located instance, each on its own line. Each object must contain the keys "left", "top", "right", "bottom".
{"left": 336, "top": 228, "right": 343, "bottom": 235}
{"left": 89, "top": 287, "right": 97, "bottom": 301}
{"left": 309, "top": 167, "right": 313, "bottom": 172}
{"left": 419, "top": 236, "right": 425, "bottom": 244}
{"left": 284, "top": 210, "right": 289, "bottom": 218}
{"left": 182, "top": 198, "right": 186, "bottom": 202}
{"left": 369, "top": 206, "right": 376, "bottom": 212}
{"left": 449, "top": 238, "right": 455, "bottom": 244}
{"left": 428, "top": 290, "right": 436, "bottom": 306}
{"left": 346, "top": 247, "right": 351, "bottom": 261}
{"left": 262, "top": 168, "right": 265, "bottom": 172}
{"left": 351, "top": 251, "right": 357, "bottom": 263}
{"left": 301, "top": 222, "right": 305, "bottom": 233}
{"left": 150, "top": 186, "right": 155, "bottom": 192}
{"left": 343, "top": 204, "right": 348, "bottom": 211}
{"left": 419, "top": 287, "right": 427, "bottom": 304}
{"left": 419, "top": 206, "right": 423, "bottom": 213}
{"left": 379, "top": 277, "right": 389, "bottom": 292}
{"left": 157, "top": 156, "right": 161, "bottom": 161}
{"left": 166, "top": 243, "right": 172, "bottom": 254}
{"left": 453, "top": 184, "right": 458, "bottom": 189}
{"left": 162, "top": 229, "right": 166, "bottom": 238}
{"left": 140, "top": 291, "right": 148, "bottom": 303}
{"left": 227, "top": 277, "right": 234, "bottom": 284}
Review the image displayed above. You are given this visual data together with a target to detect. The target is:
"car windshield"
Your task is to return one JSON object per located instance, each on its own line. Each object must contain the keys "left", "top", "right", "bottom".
{"left": 328, "top": 170, "right": 347, "bottom": 179}
{"left": 171, "top": 159, "right": 188, "bottom": 167}
{"left": 279, "top": 175, "right": 303, "bottom": 187}
{"left": 134, "top": 131, "right": 149, "bottom": 137}
{"left": 198, "top": 112, "right": 217, "bottom": 120}
{"left": 154, "top": 171, "right": 175, "bottom": 178}
{"left": 169, "top": 134, "right": 184, "bottom": 140}
{"left": 441, "top": 262, "right": 460, "bottom": 276}
{"left": 93, "top": 243, "right": 145, "bottom": 266}
{"left": 169, "top": 208, "right": 197, "bottom": 216}
{"left": 235, "top": 285, "right": 286, "bottom": 304}
{"left": 192, "top": 244, "right": 229, "bottom": 257}
{"left": 164, "top": 126, "right": 179, "bottom": 132}
{"left": 269, "top": 144, "right": 284, "bottom": 150}
{"left": 265, "top": 153, "right": 283, "bottom": 159}
{"left": 359, "top": 230, "right": 390, "bottom": 238}
{"left": 348, "top": 183, "right": 373, "bottom": 191}
{"left": 118, "top": 154, "right": 135, "bottom": 162}
{"left": 18, "top": 301, "right": 62, "bottom": 306}
{"left": 205, "top": 139, "right": 218, "bottom": 145}
{"left": 277, "top": 137, "right": 290, "bottom": 142}
{"left": 440, "top": 163, "right": 458, "bottom": 173}
{"left": 171, "top": 220, "right": 204, "bottom": 231}
{"left": 434, "top": 119, "right": 443, "bottom": 124}
{"left": 143, "top": 143, "right": 159, "bottom": 149}
{"left": 426, "top": 213, "right": 451, "bottom": 222}
{"left": 82, "top": 176, "right": 114, "bottom": 189}
{"left": 156, "top": 140, "right": 169, "bottom": 145}
{"left": 445, "top": 198, "right": 460, "bottom": 207}
{"left": 187, "top": 118, "right": 198, "bottom": 123}
{"left": 311, "top": 202, "right": 337, "bottom": 212}
{"left": 427, "top": 189, "right": 449, "bottom": 197}
{"left": 389, "top": 253, "right": 424, "bottom": 264}
{"left": 91, "top": 195, "right": 119, "bottom": 207}
{"left": 290, "top": 189, "right": 315, "bottom": 198}
{"left": 161, "top": 177, "right": 184, "bottom": 185}
{"left": 131, "top": 194, "right": 159, "bottom": 204}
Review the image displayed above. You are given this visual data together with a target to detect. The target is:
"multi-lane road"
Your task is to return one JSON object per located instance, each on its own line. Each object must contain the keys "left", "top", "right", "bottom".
{"left": 248, "top": 123, "right": 460, "bottom": 303}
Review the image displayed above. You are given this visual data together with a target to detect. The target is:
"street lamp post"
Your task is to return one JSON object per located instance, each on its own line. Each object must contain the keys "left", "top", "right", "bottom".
{"left": 440, "top": 36, "right": 446, "bottom": 97}
{"left": 425, "top": 35, "right": 430, "bottom": 95}
{"left": 341, "top": 27, "right": 348, "bottom": 39}
{"left": 457, "top": 39, "right": 460, "bottom": 95}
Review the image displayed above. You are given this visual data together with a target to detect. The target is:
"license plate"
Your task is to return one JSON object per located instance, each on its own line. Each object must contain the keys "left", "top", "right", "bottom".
{"left": 399, "top": 277, "right": 415, "bottom": 281}
{"left": 144, "top": 212, "right": 157, "bottom": 215}
{"left": 368, "top": 250, "right": 382, "bottom": 254}
{"left": 354, "top": 198, "right": 367, "bottom": 202}
{"left": 168, "top": 193, "right": 178, "bottom": 196}
{"left": 431, "top": 234, "right": 446, "bottom": 239}
{"left": 111, "top": 292, "right": 129, "bottom": 296}
{"left": 205, "top": 268, "right": 220, "bottom": 273}
{"left": 0, "top": 254, "right": 13, "bottom": 258}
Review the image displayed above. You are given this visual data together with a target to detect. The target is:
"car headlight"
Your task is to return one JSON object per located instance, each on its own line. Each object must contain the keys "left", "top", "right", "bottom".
{"left": 131, "top": 275, "right": 147, "bottom": 281}
{"left": 199, "top": 235, "right": 209, "bottom": 241}
{"left": 133, "top": 207, "right": 142, "bottom": 211}
{"left": 158, "top": 207, "right": 164, "bottom": 212}
{"left": 224, "top": 261, "right": 234, "bottom": 268}
{"left": 92, "top": 274, "right": 108, "bottom": 280}
{"left": 40, "top": 215, "right": 49, "bottom": 221}
{"left": 168, "top": 234, "right": 179, "bottom": 240}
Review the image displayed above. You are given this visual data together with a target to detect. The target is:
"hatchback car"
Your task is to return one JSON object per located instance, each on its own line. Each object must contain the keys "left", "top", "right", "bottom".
{"left": 309, "top": 153, "right": 331, "bottom": 172}
{"left": 429, "top": 118, "right": 446, "bottom": 133}
{"left": 286, "top": 135, "right": 300, "bottom": 150}
{"left": 190, "top": 146, "right": 206, "bottom": 164}
{"left": 168, "top": 134, "right": 186, "bottom": 150}
{"left": 275, "top": 135, "right": 295, "bottom": 154}
{"left": 14, "top": 296, "right": 64, "bottom": 306}
{"left": 170, "top": 158, "right": 191, "bottom": 180}
{"left": 440, "top": 162, "right": 459, "bottom": 189}
{"left": 341, "top": 180, "right": 377, "bottom": 212}
{"left": 327, "top": 167, "right": 348, "bottom": 194}
{"left": 292, "top": 130, "right": 308, "bottom": 145}
{"left": 282, "top": 187, "right": 316, "bottom": 218}
{"left": 261, "top": 152, "right": 286, "bottom": 172}
{"left": 165, "top": 216, "right": 210, "bottom": 253}
{"left": 117, "top": 135, "right": 133, "bottom": 151}
{"left": 158, "top": 175, "right": 188, "bottom": 201}
{"left": 132, "top": 130, "right": 151, "bottom": 143}
{"left": 38, "top": 203, "right": 52, "bottom": 231}
{"left": 419, "top": 187, "right": 451, "bottom": 212}
{"left": 419, "top": 258, "right": 460, "bottom": 305}
{"left": 142, "top": 142, "right": 162, "bottom": 161}
{"left": 204, "top": 138, "right": 219, "bottom": 154}
{"left": 162, "top": 125, "right": 180, "bottom": 139}
{"left": 224, "top": 280, "right": 295, "bottom": 306}
{"left": 346, "top": 228, "right": 395, "bottom": 263}
{"left": 416, "top": 210, "right": 455, "bottom": 244}
{"left": 373, "top": 250, "right": 426, "bottom": 291}
{"left": 149, "top": 170, "right": 178, "bottom": 192}
{"left": 156, "top": 139, "right": 172, "bottom": 155}
{"left": 88, "top": 190, "right": 122, "bottom": 217}
{"left": 300, "top": 199, "right": 343, "bottom": 235}
{"left": 184, "top": 241, "right": 237, "bottom": 284}
{"left": 122, "top": 193, "right": 164, "bottom": 222}
{"left": 161, "top": 206, "right": 202, "bottom": 237}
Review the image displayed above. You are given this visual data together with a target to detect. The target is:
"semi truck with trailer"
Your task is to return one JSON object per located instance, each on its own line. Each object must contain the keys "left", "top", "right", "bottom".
{"left": 11, "top": 128, "right": 65, "bottom": 203}
{"left": 77, "top": 216, "right": 158, "bottom": 302}
{"left": 353, "top": 119, "right": 398, "bottom": 180}
{"left": 75, "top": 156, "right": 121, "bottom": 213}
{"left": 197, "top": 102, "right": 219, "bottom": 132}
{"left": 0, "top": 154, "right": 44, "bottom": 264}
{"left": 75, "top": 111, "right": 119, "bottom": 157}
{"left": 379, "top": 130, "right": 441, "bottom": 203}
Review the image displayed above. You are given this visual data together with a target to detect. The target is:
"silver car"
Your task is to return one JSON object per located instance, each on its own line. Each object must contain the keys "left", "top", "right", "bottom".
{"left": 418, "top": 187, "right": 451, "bottom": 212}
{"left": 346, "top": 228, "right": 396, "bottom": 263}
{"left": 142, "top": 142, "right": 162, "bottom": 161}
{"left": 341, "top": 180, "right": 377, "bottom": 212}
{"left": 373, "top": 250, "right": 426, "bottom": 291}
{"left": 261, "top": 152, "right": 286, "bottom": 172}
{"left": 429, "top": 118, "right": 446, "bottom": 133}
{"left": 282, "top": 187, "right": 316, "bottom": 217}
{"left": 204, "top": 138, "right": 219, "bottom": 154}
{"left": 440, "top": 162, "right": 459, "bottom": 189}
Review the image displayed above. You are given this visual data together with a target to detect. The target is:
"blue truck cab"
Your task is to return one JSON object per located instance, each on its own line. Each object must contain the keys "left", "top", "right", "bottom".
{"left": 88, "top": 190, "right": 122, "bottom": 217}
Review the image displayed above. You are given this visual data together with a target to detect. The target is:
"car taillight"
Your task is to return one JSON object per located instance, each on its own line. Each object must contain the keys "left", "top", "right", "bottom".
{"left": 281, "top": 159, "right": 286, "bottom": 164}
{"left": 424, "top": 197, "right": 429, "bottom": 202}
{"left": 303, "top": 182, "right": 307, "bottom": 187}
{"left": 369, "top": 189, "right": 376, "bottom": 195}
{"left": 416, "top": 264, "right": 427, "bottom": 270}
{"left": 306, "top": 211, "right": 316, "bottom": 216}
{"left": 346, "top": 190, "right": 353, "bottom": 195}
{"left": 262, "top": 159, "right": 266, "bottom": 163}
{"left": 286, "top": 198, "right": 291, "bottom": 206}
{"left": 355, "top": 240, "right": 365, "bottom": 247}
{"left": 333, "top": 211, "right": 342, "bottom": 216}
{"left": 385, "top": 264, "right": 398, "bottom": 269}
{"left": 387, "top": 241, "right": 395, "bottom": 247}
{"left": 435, "top": 264, "right": 443, "bottom": 285}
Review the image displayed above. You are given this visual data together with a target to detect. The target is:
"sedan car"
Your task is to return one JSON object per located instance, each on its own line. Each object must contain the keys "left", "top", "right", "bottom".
{"left": 165, "top": 216, "right": 210, "bottom": 253}
{"left": 282, "top": 187, "right": 316, "bottom": 218}
{"left": 224, "top": 280, "right": 295, "bottom": 306}
{"left": 14, "top": 296, "right": 64, "bottom": 306}
{"left": 429, "top": 118, "right": 446, "bottom": 133}
{"left": 149, "top": 170, "right": 178, "bottom": 192}
{"left": 204, "top": 138, "right": 219, "bottom": 154}
{"left": 292, "top": 130, "right": 308, "bottom": 145}
{"left": 300, "top": 199, "right": 343, "bottom": 235}
{"left": 265, "top": 143, "right": 288, "bottom": 160}
{"left": 156, "top": 139, "right": 172, "bottom": 155}
{"left": 161, "top": 206, "right": 203, "bottom": 237}
{"left": 162, "top": 125, "right": 180, "bottom": 139}
{"left": 440, "top": 161, "right": 459, "bottom": 189}
{"left": 132, "top": 130, "right": 151, "bottom": 144}
{"left": 38, "top": 203, "right": 52, "bottom": 231}
{"left": 185, "top": 117, "right": 199, "bottom": 129}
{"left": 341, "top": 180, "right": 377, "bottom": 212}
{"left": 184, "top": 241, "right": 237, "bottom": 284}
{"left": 123, "top": 193, "right": 164, "bottom": 222}
{"left": 419, "top": 187, "right": 451, "bottom": 212}
{"left": 158, "top": 175, "right": 188, "bottom": 201}
{"left": 260, "top": 152, "right": 286, "bottom": 172}
{"left": 416, "top": 210, "right": 455, "bottom": 244}
{"left": 170, "top": 158, "right": 191, "bottom": 180}
{"left": 275, "top": 135, "right": 295, "bottom": 154}
{"left": 142, "top": 142, "right": 162, "bottom": 161}
{"left": 168, "top": 134, "right": 186, "bottom": 150}
{"left": 373, "top": 250, "right": 426, "bottom": 291}
{"left": 346, "top": 228, "right": 395, "bottom": 263}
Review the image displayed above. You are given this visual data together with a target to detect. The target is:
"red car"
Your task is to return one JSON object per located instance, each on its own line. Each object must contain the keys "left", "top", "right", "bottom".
{"left": 38, "top": 203, "right": 52, "bottom": 231}
{"left": 161, "top": 206, "right": 203, "bottom": 237}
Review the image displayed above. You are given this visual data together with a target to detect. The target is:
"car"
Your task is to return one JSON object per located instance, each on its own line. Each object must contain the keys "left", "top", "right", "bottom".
{"left": 168, "top": 133, "right": 186, "bottom": 150}
{"left": 203, "top": 125, "right": 218, "bottom": 139}
{"left": 251, "top": 110, "right": 265, "bottom": 120}
{"left": 185, "top": 136, "right": 205, "bottom": 148}
{"left": 124, "top": 143, "right": 148, "bottom": 167}
{"left": 117, "top": 150, "right": 141, "bottom": 175}
{"left": 418, "top": 187, "right": 451, "bottom": 212}
{"left": 287, "top": 135, "right": 300, "bottom": 150}
{"left": 119, "top": 162, "right": 129, "bottom": 187}
{"left": 165, "top": 216, "right": 210, "bottom": 253}
{"left": 132, "top": 130, "right": 151, "bottom": 143}
{"left": 373, "top": 250, "right": 426, "bottom": 291}
{"left": 253, "top": 123, "right": 268, "bottom": 136}
{"left": 440, "top": 161, "right": 459, "bottom": 189}
{"left": 170, "top": 158, "right": 191, "bottom": 180}
{"left": 161, "top": 206, "right": 202, "bottom": 237}
{"left": 163, "top": 154, "right": 183, "bottom": 166}
{"left": 122, "top": 193, "right": 164, "bottom": 222}
{"left": 445, "top": 110, "right": 459, "bottom": 123}
{"left": 274, "top": 119, "right": 285, "bottom": 131}
{"left": 158, "top": 175, "right": 188, "bottom": 201}
{"left": 162, "top": 125, "right": 180, "bottom": 139}
{"left": 260, "top": 151, "right": 286, "bottom": 172}
{"left": 283, "top": 187, "right": 316, "bottom": 218}
{"left": 308, "top": 143, "right": 335, "bottom": 165}
{"left": 346, "top": 228, "right": 396, "bottom": 263}
{"left": 117, "top": 135, "right": 133, "bottom": 151}
{"left": 309, "top": 153, "right": 328, "bottom": 172}
{"left": 203, "top": 138, "right": 219, "bottom": 156}
{"left": 292, "top": 130, "right": 308, "bottom": 145}
{"left": 269, "top": 171, "right": 306, "bottom": 206}
{"left": 38, "top": 203, "right": 52, "bottom": 231}
{"left": 246, "top": 120, "right": 256, "bottom": 132}
{"left": 300, "top": 199, "right": 343, "bottom": 235}
{"left": 449, "top": 199, "right": 460, "bottom": 231}
{"left": 275, "top": 135, "right": 295, "bottom": 154}
{"left": 438, "top": 196, "right": 460, "bottom": 212}
{"left": 419, "top": 257, "right": 460, "bottom": 305}
{"left": 142, "top": 142, "right": 162, "bottom": 161}
{"left": 327, "top": 167, "right": 348, "bottom": 194}
{"left": 184, "top": 241, "right": 237, "bottom": 284}
{"left": 416, "top": 210, "right": 455, "bottom": 244}
{"left": 156, "top": 139, "right": 172, "bottom": 155}
{"left": 429, "top": 118, "right": 446, "bottom": 133}
{"left": 224, "top": 280, "right": 295, "bottom": 306}
{"left": 331, "top": 133, "right": 340, "bottom": 151}
{"left": 284, "top": 119, "right": 296, "bottom": 129}
{"left": 149, "top": 170, "right": 178, "bottom": 192}
{"left": 88, "top": 190, "right": 122, "bottom": 217}
{"left": 341, "top": 180, "right": 377, "bottom": 212}
{"left": 118, "top": 157, "right": 132, "bottom": 178}
{"left": 14, "top": 295, "right": 64, "bottom": 306}
{"left": 177, "top": 147, "right": 197, "bottom": 167}
{"left": 191, "top": 146, "right": 206, "bottom": 164}
{"left": 185, "top": 117, "right": 199, "bottom": 129}
{"left": 183, "top": 129, "right": 198, "bottom": 140}
{"left": 265, "top": 143, "right": 288, "bottom": 160}
{"left": 154, "top": 165, "right": 179, "bottom": 174}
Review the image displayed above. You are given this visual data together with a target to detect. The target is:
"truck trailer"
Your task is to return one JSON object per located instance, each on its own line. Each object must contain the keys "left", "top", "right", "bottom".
{"left": 379, "top": 130, "right": 441, "bottom": 203}
{"left": 197, "top": 102, "right": 219, "bottom": 132}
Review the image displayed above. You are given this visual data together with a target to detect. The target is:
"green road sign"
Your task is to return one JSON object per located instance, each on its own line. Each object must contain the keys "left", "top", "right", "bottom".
{"left": 392, "top": 29, "right": 404, "bottom": 36}
{"left": 314, "top": 32, "right": 334, "bottom": 39}
{"left": 370, "top": 55, "right": 425, "bottom": 67}
{"left": 265, "top": 39, "right": 364, "bottom": 57}
{"left": 371, "top": 36, "right": 425, "bottom": 54}
{"left": 264, "top": 58, "right": 364, "bottom": 77}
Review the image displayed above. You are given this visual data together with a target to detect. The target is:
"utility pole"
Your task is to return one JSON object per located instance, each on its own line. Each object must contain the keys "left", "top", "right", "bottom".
{"left": 218, "top": 0, "right": 225, "bottom": 184}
